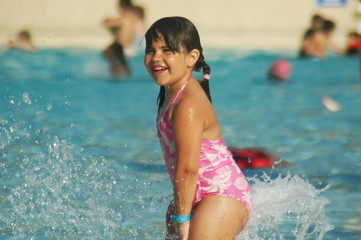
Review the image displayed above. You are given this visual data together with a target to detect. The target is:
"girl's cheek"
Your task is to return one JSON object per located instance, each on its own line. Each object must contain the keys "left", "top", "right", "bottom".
{"left": 144, "top": 57, "right": 151, "bottom": 68}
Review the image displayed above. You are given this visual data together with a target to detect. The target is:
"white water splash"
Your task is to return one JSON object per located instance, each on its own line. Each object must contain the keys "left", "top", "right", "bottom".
{"left": 238, "top": 173, "right": 334, "bottom": 240}
{"left": 22, "top": 92, "right": 32, "bottom": 105}
{"left": 1, "top": 137, "right": 125, "bottom": 239}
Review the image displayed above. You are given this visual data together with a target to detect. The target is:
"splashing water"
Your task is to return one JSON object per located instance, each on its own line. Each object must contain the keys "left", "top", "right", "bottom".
{"left": 0, "top": 90, "right": 334, "bottom": 239}
{"left": 1, "top": 137, "right": 125, "bottom": 239}
{"left": 238, "top": 173, "right": 334, "bottom": 240}
{"left": 0, "top": 96, "right": 165, "bottom": 239}
{"left": 0, "top": 137, "right": 333, "bottom": 239}
{"left": 0, "top": 91, "right": 164, "bottom": 240}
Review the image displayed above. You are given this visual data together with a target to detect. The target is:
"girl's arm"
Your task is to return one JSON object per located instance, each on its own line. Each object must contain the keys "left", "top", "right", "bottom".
{"left": 103, "top": 17, "right": 122, "bottom": 28}
{"left": 171, "top": 98, "right": 203, "bottom": 217}
{"left": 329, "top": 41, "right": 346, "bottom": 55}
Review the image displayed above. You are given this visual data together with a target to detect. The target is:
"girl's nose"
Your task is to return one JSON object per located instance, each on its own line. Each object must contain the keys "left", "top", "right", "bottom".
{"left": 152, "top": 50, "right": 162, "bottom": 61}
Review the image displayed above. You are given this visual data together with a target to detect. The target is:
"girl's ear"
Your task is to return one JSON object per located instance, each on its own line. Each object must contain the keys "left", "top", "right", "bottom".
{"left": 187, "top": 49, "right": 200, "bottom": 68}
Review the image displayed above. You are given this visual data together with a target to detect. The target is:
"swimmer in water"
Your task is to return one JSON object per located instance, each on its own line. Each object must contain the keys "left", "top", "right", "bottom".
{"left": 102, "top": 0, "right": 145, "bottom": 78}
{"left": 346, "top": 31, "right": 361, "bottom": 56}
{"left": 144, "top": 17, "right": 252, "bottom": 239}
{"left": 301, "top": 19, "right": 344, "bottom": 59}
{"left": 298, "top": 14, "right": 325, "bottom": 58}
{"left": 6, "top": 30, "right": 35, "bottom": 52}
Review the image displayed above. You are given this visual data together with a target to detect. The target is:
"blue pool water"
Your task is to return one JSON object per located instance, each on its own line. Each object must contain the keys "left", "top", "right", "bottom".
{"left": 0, "top": 48, "right": 360, "bottom": 239}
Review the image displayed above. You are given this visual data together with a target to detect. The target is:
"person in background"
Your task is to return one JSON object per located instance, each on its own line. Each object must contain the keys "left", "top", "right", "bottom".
{"left": 301, "top": 19, "right": 344, "bottom": 59}
{"left": 298, "top": 14, "right": 325, "bottom": 58}
{"left": 117, "top": 0, "right": 145, "bottom": 55}
{"left": 6, "top": 29, "right": 35, "bottom": 52}
{"left": 102, "top": 40, "right": 131, "bottom": 78}
{"left": 102, "top": 0, "right": 145, "bottom": 78}
{"left": 144, "top": 17, "right": 252, "bottom": 239}
{"left": 346, "top": 31, "right": 361, "bottom": 56}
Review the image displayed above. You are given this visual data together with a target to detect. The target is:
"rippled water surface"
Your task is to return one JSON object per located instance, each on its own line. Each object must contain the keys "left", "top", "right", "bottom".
{"left": 0, "top": 48, "right": 360, "bottom": 239}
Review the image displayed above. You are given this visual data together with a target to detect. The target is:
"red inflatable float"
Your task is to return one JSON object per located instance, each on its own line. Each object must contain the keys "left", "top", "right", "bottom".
{"left": 229, "top": 146, "right": 289, "bottom": 169}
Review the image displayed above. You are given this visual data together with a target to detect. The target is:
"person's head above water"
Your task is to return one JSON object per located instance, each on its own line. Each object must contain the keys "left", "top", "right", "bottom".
{"left": 322, "top": 20, "right": 335, "bottom": 34}
{"left": 311, "top": 14, "right": 324, "bottom": 30}
{"left": 18, "top": 30, "right": 32, "bottom": 41}
{"left": 119, "top": 0, "right": 132, "bottom": 7}
{"left": 144, "top": 16, "right": 211, "bottom": 109}
{"left": 145, "top": 17, "right": 209, "bottom": 76}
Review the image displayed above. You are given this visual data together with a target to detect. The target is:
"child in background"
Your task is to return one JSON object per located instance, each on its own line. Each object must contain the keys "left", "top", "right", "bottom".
{"left": 6, "top": 30, "right": 35, "bottom": 52}
{"left": 301, "top": 20, "right": 344, "bottom": 59}
{"left": 144, "top": 17, "right": 252, "bottom": 239}
{"left": 346, "top": 31, "right": 361, "bottom": 55}
{"left": 299, "top": 14, "right": 325, "bottom": 58}
{"left": 102, "top": 0, "right": 145, "bottom": 78}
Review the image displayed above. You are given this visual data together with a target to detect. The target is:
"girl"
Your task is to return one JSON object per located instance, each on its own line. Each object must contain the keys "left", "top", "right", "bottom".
{"left": 144, "top": 17, "right": 252, "bottom": 240}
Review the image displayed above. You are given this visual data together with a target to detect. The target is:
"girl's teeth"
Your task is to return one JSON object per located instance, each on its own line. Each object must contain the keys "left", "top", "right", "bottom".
{"left": 155, "top": 67, "right": 166, "bottom": 71}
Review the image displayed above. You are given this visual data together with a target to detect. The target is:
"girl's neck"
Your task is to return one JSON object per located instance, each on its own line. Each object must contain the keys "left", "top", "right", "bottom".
{"left": 165, "top": 74, "right": 193, "bottom": 96}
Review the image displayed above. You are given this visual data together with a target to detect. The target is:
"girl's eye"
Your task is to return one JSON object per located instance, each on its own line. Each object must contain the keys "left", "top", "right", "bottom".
{"left": 145, "top": 49, "right": 154, "bottom": 55}
{"left": 163, "top": 48, "right": 172, "bottom": 53}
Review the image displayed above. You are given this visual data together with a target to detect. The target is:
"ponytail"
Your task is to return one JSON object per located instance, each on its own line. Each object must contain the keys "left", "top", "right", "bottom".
{"left": 157, "top": 86, "right": 166, "bottom": 112}
{"left": 197, "top": 55, "right": 212, "bottom": 104}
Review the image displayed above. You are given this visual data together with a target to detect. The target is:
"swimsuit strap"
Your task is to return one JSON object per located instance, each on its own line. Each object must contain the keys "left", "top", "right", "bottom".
{"left": 171, "top": 75, "right": 192, "bottom": 105}
{"left": 158, "top": 75, "right": 193, "bottom": 121}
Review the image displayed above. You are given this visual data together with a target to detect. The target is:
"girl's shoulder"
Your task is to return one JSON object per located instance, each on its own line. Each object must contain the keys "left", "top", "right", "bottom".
{"left": 173, "top": 94, "right": 197, "bottom": 115}
{"left": 172, "top": 80, "right": 211, "bottom": 116}
{"left": 176, "top": 89, "right": 211, "bottom": 116}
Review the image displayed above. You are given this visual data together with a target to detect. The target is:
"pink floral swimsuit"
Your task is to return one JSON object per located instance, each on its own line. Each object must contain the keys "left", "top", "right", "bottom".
{"left": 156, "top": 77, "right": 252, "bottom": 212}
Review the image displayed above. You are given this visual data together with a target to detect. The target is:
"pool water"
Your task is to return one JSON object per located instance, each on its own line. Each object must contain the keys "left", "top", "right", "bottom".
{"left": 0, "top": 48, "right": 360, "bottom": 239}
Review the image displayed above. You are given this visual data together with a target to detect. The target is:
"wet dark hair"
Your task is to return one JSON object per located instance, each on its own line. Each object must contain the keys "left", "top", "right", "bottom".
{"left": 18, "top": 30, "right": 31, "bottom": 40}
{"left": 144, "top": 16, "right": 211, "bottom": 111}
{"left": 311, "top": 14, "right": 324, "bottom": 23}
{"left": 119, "top": 0, "right": 132, "bottom": 7}
{"left": 119, "top": 0, "right": 145, "bottom": 19}
{"left": 322, "top": 20, "right": 335, "bottom": 33}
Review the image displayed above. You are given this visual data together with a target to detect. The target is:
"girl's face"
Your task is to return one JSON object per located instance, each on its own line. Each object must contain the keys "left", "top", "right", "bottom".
{"left": 144, "top": 36, "right": 191, "bottom": 88}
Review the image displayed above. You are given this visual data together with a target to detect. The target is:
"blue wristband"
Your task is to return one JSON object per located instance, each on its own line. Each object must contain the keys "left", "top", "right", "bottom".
{"left": 170, "top": 214, "right": 192, "bottom": 223}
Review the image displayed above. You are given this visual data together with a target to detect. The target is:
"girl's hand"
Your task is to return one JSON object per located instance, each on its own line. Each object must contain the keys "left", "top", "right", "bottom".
{"left": 176, "top": 221, "right": 190, "bottom": 240}
{"left": 165, "top": 200, "right": 177, "bottom": 239}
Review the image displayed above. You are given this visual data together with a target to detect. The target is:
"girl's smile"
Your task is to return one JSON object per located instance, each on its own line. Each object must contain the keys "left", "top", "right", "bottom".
{"left": 152, "top": 64, "right": 168, "bottom": 75}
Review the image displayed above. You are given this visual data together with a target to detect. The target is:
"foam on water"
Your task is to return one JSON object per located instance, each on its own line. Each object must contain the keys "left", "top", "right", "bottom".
{"left": 238, "top": 173, "right": 334, "bottom": 239}
{"left": 0, "top": 94, "right": 128, "bottom": 239}
{"left": 1, "top": 137, "right": 124, "bottom": 239}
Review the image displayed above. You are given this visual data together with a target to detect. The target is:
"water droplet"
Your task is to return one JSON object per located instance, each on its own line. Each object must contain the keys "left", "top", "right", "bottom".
{"left": 9, "top": 125, "right": 17, "bottom": 132}
{"left": 22, "top": 92, "right": 32, "bottom": 104}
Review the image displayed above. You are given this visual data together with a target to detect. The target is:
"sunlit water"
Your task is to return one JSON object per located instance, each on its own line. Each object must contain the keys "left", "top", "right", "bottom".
{"left": 0, "top": 48, "right": 360, "bottom": 239}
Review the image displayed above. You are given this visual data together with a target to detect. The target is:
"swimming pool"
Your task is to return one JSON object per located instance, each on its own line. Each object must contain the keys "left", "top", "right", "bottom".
{"left": 0, "top": 48, "right": 360, "bottom": 239}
